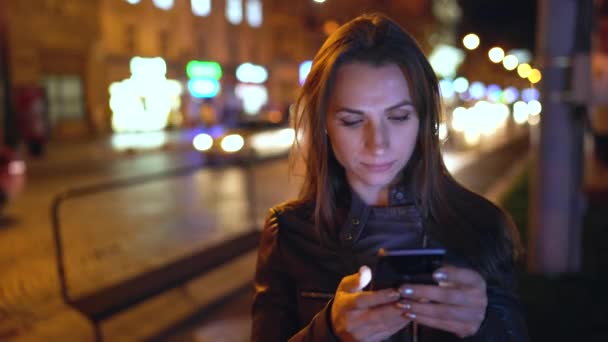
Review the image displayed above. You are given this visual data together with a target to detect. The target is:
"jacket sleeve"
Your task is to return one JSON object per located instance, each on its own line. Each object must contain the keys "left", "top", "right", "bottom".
{"left": 251, "top": 208, "right": 340, "bottom": 342}
{"left": 465, "top": 265, "right": 529, "bottom": 342}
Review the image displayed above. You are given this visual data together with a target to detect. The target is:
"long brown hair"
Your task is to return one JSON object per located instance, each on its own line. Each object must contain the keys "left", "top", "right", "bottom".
{"left": 291, "top": 13, "right": 522, "bottom": 282}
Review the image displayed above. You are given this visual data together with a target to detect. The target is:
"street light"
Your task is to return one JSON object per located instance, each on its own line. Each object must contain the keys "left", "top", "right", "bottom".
{"left": 528, "top": 69, "right": 542, "bottom": 84}
{"left": 502, "top": 55, "right": 519, "bottom": 70}
{"left": 462, "top": 33, "right": 480, "bottom": 50}
{"left": 488, "top": 47, "right": 505, "bottom": 63}
{"left": 517, "top": 63, "right": 532, "bottom": 78}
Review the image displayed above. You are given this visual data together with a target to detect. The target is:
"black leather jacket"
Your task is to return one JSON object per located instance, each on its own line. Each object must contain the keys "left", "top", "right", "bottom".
{"left": 251, "top": 188, "right": 528, "bottom": 341}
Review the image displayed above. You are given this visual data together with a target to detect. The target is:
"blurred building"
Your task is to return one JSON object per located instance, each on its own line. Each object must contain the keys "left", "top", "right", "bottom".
{"left": 4, "top": 0, "right": 434, "bottom": 139}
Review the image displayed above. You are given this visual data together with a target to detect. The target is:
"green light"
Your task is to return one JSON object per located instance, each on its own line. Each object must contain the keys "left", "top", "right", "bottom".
{"left": 187, "top": 61, "right": 222, "bottom": 80}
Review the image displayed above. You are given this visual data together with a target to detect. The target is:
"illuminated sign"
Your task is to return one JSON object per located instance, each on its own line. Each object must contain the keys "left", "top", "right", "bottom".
{"left": 235, "top": 83, "right": 268, "bottom": 115}
{"left": 188, "top": 79, "right": 220, "bottom": 98}
{"left": 187, "top": 61, "right": 222, "bottom": 80}
{"left": 236, "top": 63, "right": 268, "bottom": 84}
{"left": 109, "top": 57, "right": 182, "bottom": 132}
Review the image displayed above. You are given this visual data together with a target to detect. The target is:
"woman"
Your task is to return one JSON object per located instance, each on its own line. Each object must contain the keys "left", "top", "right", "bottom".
{"left": 252, "top": 13, "right": 527, "bottom": 341}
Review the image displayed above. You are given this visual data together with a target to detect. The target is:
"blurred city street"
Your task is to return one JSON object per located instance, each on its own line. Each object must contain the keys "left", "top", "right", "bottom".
{"left": 1, "top": 0, "right": 606, "bottom": 341}
{"left": 0, "top": 125, "right": 529, "bottom": 341}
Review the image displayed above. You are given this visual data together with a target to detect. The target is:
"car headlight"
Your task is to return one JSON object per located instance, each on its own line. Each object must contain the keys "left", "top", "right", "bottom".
{"left": 221, "top": 134, "right": 245, "bottom": 153}
{"left": 193, "top": 133, "right": 213, "bottom": 151}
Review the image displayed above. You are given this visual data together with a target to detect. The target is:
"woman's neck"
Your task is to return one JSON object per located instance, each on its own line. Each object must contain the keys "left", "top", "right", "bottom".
{"left": 353, "top": 186, "right": 390, "bottom": 206}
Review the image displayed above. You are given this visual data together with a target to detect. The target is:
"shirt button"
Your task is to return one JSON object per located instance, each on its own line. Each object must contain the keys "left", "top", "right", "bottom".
{"left": 352, "top": 218, "right": 360, "bottom": 225}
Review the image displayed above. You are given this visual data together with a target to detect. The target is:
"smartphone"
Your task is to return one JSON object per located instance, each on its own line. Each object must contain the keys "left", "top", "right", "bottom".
{"left": 371, "top": 248, "right": 446, "bottom": 290}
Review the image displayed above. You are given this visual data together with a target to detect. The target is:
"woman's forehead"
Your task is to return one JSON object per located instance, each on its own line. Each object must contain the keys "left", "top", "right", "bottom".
{"left": 328, "top": 62, "right": 413, "bottom": 108}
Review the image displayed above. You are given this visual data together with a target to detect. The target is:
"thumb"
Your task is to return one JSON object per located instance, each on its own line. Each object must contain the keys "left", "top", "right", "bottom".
{"left": 337, "top": 265, "right": 372, "bottom": 293}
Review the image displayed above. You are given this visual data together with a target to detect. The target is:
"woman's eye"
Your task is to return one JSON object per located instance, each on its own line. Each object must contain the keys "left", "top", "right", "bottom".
{"left": 389, "top": 114, "right": 410, "bottom": 122}
{"left": 340, "top": 119, "right": 363, "bottom": 127}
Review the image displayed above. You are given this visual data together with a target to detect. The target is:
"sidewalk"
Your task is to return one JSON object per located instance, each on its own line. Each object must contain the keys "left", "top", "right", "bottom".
{"left": 23, "top": 128, "right": 202, "bottom": 167}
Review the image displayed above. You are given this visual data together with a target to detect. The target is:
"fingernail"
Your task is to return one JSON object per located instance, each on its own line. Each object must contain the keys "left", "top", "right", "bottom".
{"left": 405, "top": 312, "right": 416, "bottom": 319}
{"left": 401, "top": 287, "right": 414, "bottom": 296}
{"left": 433, "top": 271, "right": 448, "bottom": 281}
{"left": 396, "top": 302, "right": 412, "bottom": 310}
{"left": 388, "top": 291, "right": 400, "bottom": 299}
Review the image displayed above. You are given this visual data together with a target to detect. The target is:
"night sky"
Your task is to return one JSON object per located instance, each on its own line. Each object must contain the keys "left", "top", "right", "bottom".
{"left": 458, "top": 0, "right": 538, "bottom": 52}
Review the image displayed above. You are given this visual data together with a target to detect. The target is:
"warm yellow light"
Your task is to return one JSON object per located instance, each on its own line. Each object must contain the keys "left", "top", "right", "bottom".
{"left": 528, "top": 69, "right": 542, "bottom": 83}
{"left": 462, "top": 33, "right": 480, "bottom": 50}
{"left": 488, "top": 47, "right": 505, "bottom": 63}
{"left": 528, "top": 114, "right": 541, "bottom": 125}
{"left": 323, "top": 20, "right": 340, "bottom": 36}
{"left": 502, "top": 55, "right": 519, "bottom": 70}
{"left": 517, "top": 63, "right": 532, "bottom": 78}
{"left": 221, "top": 134, "right": 245, "bottom": 153}
{"left": 464, "top": 130, "right": 481, "bottom": 145}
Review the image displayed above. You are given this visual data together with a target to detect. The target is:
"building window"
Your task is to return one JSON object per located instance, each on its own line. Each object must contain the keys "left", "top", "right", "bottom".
{"left": 192, "top": 0, "right": 211, "bottom": 16}
{"left": 226, "top": 0, "right": 243, "bottom": 25}
{"left": 153, "top": 0, "right": 174, "bottom": 10}
{"left": 246, "top": 0, "right": 262, "bottom": 27}
{"left": 42, "top": 75, "right": 85, "bottom": 124}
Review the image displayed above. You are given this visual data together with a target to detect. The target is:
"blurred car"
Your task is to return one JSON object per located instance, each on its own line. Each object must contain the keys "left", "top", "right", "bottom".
{"left": 0, "top": 147, "right": 26, "bottom": 213}
{"left": 192, "top": 120, "right": 295, "bottom": 163}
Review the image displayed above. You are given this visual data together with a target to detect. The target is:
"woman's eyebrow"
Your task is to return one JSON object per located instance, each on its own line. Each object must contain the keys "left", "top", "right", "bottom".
{"left": 384, "top": 100, "right": 414, "bottom": 112}
{"left": 333, "top": 100, "right": 414, "bottom": 115}
{"left": 334, "top": 107, "right": 364, "bottom": 115}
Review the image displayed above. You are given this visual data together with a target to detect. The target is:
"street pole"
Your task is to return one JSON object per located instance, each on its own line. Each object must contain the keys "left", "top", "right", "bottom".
{"left": 0, "top": 0, "right": 17, "bottom": 148}
{"left": 529, "top": 0, "right": 592, "bottom": 274}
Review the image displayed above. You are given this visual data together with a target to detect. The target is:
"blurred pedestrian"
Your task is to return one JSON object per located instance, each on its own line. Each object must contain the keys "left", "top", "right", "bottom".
{"left": 251, "top": 13, "right": 527, "bottom": 341}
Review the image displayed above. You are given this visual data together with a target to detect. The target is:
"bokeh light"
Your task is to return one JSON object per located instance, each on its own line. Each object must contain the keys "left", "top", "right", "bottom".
{"left": 453, "top": 77, "right": 469, "bottom": 93}
{"left": 517, "top": 63, "right": 532, "bottom": 78}
{"left": 488, "top": 47, "right": 505, "bottom": 63}
{"left": 502, "top": 55, "right": 519, "bottom": 70}
{"left": 462, "top": 33, "right": 480, "bottom": 50}
{"left": 193, "top": 133, "right": 213, "bottom": 151}
{"left": 528, "top": 69, "right": 542, "bottom": 83}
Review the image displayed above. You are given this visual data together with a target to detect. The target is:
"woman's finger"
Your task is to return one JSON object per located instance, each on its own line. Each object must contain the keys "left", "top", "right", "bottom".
{"left": 398, "top": 284, "right": 487, "bottom": 307}
{"left": 350, "top": 307, "right": 411, "bottom": 341}
{"left": 433, "top": 266, "right": 486, "bottom": 290}
{"left": 364, "top": 319, "right": 411, "bottom": 342}
{"left": 404, "top": 312, "right": 482, "bottom": 338}
{"left": 341, "top": 288, "right": 401, "bottom": 310}
{"left": 397, "top": 299, "right": 486, "bottom": 323}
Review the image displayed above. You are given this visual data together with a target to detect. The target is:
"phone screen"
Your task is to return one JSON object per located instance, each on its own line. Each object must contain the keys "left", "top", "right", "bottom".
{"left": 371, "top": 248, "right": 446, "bottom": 290}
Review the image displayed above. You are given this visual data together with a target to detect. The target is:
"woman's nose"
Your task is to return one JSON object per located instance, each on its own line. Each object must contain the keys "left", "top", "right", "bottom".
{"left": 365, "top": 121, "right": 389, "bottom": 155}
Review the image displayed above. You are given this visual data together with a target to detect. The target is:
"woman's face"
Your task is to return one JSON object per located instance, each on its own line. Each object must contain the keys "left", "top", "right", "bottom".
{"left": 326, "top": 62, "right": 419, "bottom": 201}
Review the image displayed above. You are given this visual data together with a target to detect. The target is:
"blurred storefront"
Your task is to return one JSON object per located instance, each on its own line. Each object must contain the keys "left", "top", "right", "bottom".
{"left": 3, "top": 0, "right": 434, "bottom": 140}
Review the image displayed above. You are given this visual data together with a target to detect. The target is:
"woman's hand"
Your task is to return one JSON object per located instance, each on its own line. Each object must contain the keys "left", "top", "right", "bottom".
{"left": 397, "top": 265, "right": 488, "bottom": 338}
{"left": 330, "top": 266, "right": 412, "bottom": 341}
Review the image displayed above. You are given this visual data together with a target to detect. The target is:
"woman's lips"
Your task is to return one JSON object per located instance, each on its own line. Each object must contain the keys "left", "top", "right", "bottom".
{"left": 361, "top": 161, "right": 396, "bottom": 172}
